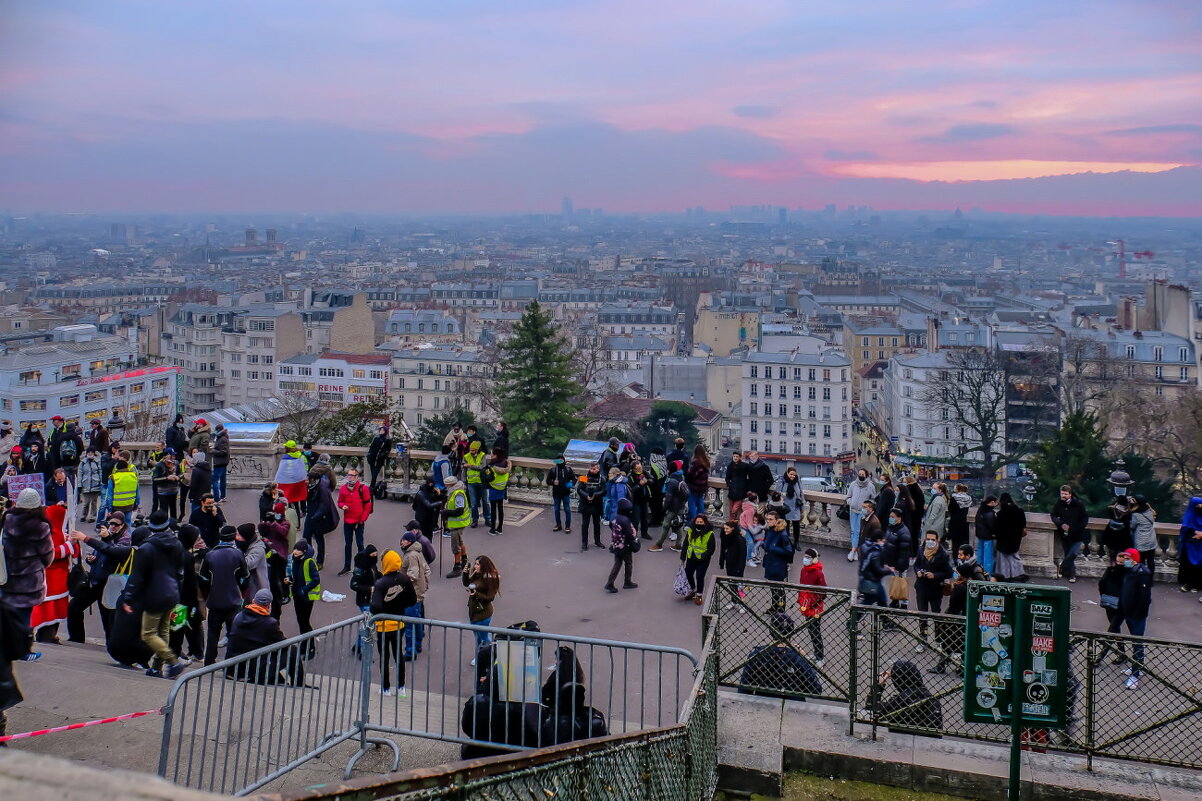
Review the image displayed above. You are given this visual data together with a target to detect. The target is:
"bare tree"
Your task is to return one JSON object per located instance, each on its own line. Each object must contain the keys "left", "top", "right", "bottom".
{"left": 1113, "top": 392, "right": 1202, "bottom": 498}
{"left": 273, "top": 390, "right": 323, "bottom": 444}
{"left": 1059, "top": 332, "right": 1118, "bottom": 417}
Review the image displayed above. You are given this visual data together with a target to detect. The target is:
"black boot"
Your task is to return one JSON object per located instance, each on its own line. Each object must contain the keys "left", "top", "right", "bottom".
{"left": 445, "top": 562, "right": 463, "bottom": 580}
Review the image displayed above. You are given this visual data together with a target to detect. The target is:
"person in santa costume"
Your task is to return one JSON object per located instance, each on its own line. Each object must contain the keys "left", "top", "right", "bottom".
{"left": 31, "top": 501, "right": 81, "bottom": 643}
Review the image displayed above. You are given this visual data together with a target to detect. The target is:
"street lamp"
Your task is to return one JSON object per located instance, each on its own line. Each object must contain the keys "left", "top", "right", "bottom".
{"left": 1022, "top": 477, "right": 1037, "bottom": 503}
{"left": 1108, "top": 458, "right": 1134, "bottom": 497}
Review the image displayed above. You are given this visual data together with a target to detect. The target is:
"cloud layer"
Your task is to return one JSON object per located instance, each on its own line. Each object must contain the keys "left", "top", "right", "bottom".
{"left": 1, "top": 1, "right": 1199, "bottom": 215}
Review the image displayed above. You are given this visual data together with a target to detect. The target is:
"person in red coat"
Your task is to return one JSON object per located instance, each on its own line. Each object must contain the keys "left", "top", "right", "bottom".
{"left": 31, "top": 503, "right": 81, "bottom": 643}
{"left": 795, "top": 548, "right": 827, "bottom": 666}
{"left": 336, "top": 468, "right": 374, "bottom": 575}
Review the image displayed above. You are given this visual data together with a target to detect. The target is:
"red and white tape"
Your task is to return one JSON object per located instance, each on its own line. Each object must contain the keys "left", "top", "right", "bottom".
{"left": 0, "top": 708, "right": 161, "bottom": 742}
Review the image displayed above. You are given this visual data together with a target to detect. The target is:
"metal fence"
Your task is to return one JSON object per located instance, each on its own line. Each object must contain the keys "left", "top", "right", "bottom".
{"left": 253, "top": 630, "right": 719, "bottom": 801}
{"left": 709, "top": 577, "right": 1202, "bottom": 772}
{"left": 158, "top": 613, "right": 698, "bottom": 796}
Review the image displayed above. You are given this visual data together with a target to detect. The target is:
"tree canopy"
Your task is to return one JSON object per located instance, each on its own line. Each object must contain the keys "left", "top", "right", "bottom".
{"left": 495, "top": 301, "right": 586, "bottom": 458}
{"left": 637, "top": 401, "right": 699, "bottom": 456}
{"left": 413, "top": 407, "right": 479, "bottom": 451}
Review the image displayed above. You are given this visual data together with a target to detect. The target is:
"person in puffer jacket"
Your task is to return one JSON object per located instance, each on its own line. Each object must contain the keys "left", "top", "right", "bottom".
{"left": 1, "top": 489, "right": 54, "bottom": 661}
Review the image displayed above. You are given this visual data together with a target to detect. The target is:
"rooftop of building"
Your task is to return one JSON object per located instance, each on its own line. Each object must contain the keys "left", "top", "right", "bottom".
{"left": 744, "top": 349, "right": 851, "bottom": 368}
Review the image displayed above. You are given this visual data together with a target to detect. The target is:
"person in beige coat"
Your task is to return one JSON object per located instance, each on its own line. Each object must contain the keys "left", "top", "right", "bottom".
{"left": 400, "top": 530, "right": 431, "bottom": 658}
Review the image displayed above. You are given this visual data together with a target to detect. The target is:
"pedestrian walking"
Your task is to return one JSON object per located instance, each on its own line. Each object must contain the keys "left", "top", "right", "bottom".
{"left": 400, "top": 531, "right": 431, "bottom": 659}
{"left": 1051, "top": 484, "right": 1089, "bottom": 582}
{"left": 366, "top": 426, "right": 393, "bottom": 491}
{"left": 796, "top": 548, "right": 827, "bottom": 666}
{"left": 718, "top": 519, "right": 747, "bottom": 585}
{"left": 857, "top": 528, "right": 893, "bottom": 608}
{"left": 198, "top": 525, "right": 249, "bottom": 665}
{"left": 973, "top": 496, "right": 998, "bottom": 576}
{"left": 684, "top": 445, "right": 711, "bottom": 520}
{"left": 1115, "top": 549, "right": 1153, "bottom": 690}
{"left": 119, "top": 509, "right": 186, "bottom": 678}
{"left": 948, "top": 484, "right": 972, "bottom": 552}
{"left": 761, "top": 510, "right": 795, "bottom": 610}
{"left": 603, "top": 498, "right": 638, "bottom": 593}
{"left": 210, "top": 423, "right": 230, "bottom": 502}
{"left": 336, "top": 468, "right": 374, "bottom": 576}
{"left": 679, "top": 514, "right": 715, "bottom": 606}
{"left": 845, "top": 469, "right": 876, "bottom": 562}
{"left": 1127, "top": 496, "right": 1158, "bottom": 577}
{"left": 650, "top": 462, "right": 687, "bottom": 552}
{"left": 774, "top": 467, "right": 804, "bottom": 547}
{"left": 921, "top": 482, "right": 950, "bottom": 543}
{"left": 912, "top": 530, "right": 953, "bottom": 646}
{"left": 930, "top": 545, "right": 988, "bottom": 674}
{"left": 724, "top": 451, "right": 749, "bottom": 520}
{"left": 77, "top": 447, "right": 103, "bottom": 522}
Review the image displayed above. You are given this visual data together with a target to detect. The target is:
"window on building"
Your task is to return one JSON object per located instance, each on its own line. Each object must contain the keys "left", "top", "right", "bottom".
{"left": 905, "top": 423, "right": 912, "bottom": 436}
{"left": 808, "top": 443, "right": 816, "bottom": 455}
{"left": 808, "top": 405, "right": 816, "bottom": 419}
{"left": 764, "top": 421, "right": 772, "bottom": 434}
{"left": 823, "top": 425, "right": 831, "bottom": 438}
{"left": 778, "top": 404, "right": 787, "bottom": 417}
{"left": 59, "top": 394, "right": 79, "bottom": 407}
{"left": 749, "top": 402, "right": 758, "bottom": 415}
{"left": 1155, "top": 365, "right": 1164, "bottom": 380}
{"left": 807, "top": 387, "right": 816, "bottom": 400}
{"left": 264, "top": 371, "right": 273, "bottom": 381}
{"left": 352, "top": 369, "right": 365, "bottom": 379}
{"left": 749, "top": 384, "right": 758, "bottom": 397}
{"left": 794, "top": 422, "right": 803, "bottom": 436}
{"left": 808, "top": 423, "right": 817, "bottom": 436}
{"left": 370, "top": 370, "right": 385, "bottom": 380}
{"left": 248, "top": 371, "right": 259, "bottom": 380}
{"left": 822, "top": 387, "right": 831, "bottom": 401}
{"left": 298, "top": 367, "right": 311, "bottom": 376}
{"left": 318, "top": 368, "right": 344, "bottom": 378}
{"left": 20, "top": 399, "right": 46, "bottom": 411}
{"left": 793, "top": 441, "right": 802, "bottom": 455}
{"left": 1153, "top": 346, "right": 1163, "bottom": 362}
{"left": 793, "top": 404, "right": 802, "bottom": 418}
{"left": 793, "top": 386, "right": 802, "bottom": 399}
{"left": 18, "top": 370, "right": 41, "bottom": 384}
{"left": 822, "top": 369, "right": 831, "bottom": 381}
{"left": 279, "top": 366, "right": 293, "bottom": 375}
{"left": 808, "top": 369, "right": 816, "bottom": 381}
{"left": 230, "top": 370, "right": 241, "bottom": 378}
{"left": 750, "top": 365, "right": 759, "bottom": 378}
{"left": 1182, "top": 367, "right": 1190, "bottom": 382}
{"left": 793, "top": 368, "right": 803, "bottom": 381}
{"left": 750, "top": 438, "right": 758, "bottom": 450}
{"left": 1126, "top": 345, "right": 1136, "bottom": 359}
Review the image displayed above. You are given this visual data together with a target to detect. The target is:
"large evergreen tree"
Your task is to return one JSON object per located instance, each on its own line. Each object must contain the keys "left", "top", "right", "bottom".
{"left": 1026, "top": 411, "right": 1176, "bottom": 518}
{"left": 495, "top": 301, "right": 586, "bottom": 457}
{"left": 637, "top": 401, "right": 699, "bottom": 455}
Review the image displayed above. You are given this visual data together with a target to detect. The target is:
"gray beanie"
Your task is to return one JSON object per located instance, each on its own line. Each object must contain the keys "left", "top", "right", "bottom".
{"left": 252, "top": 588, "right": 273, "bottom": 606}
{"left": 15, "top": 487, "right": 42, "bottom": 509}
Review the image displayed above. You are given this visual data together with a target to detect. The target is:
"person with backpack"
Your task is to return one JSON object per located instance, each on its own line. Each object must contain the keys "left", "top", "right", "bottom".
{"left": 1, "top": 488, "right": 54, "bottom": 662}
{"left": 650, "top": 461, "right": 689, "bottom": 552}
{"left": 603, "top": 498, "right": 638, "bottom": 594}
{"left": 545, "top": 456, "right": 576, "bottom": 534}
{"left": 336, "top": 468, "right": 374, "bottom": 576}
{"left": 47, "top": 416, "right": 83, "bottom": 479}
{"left": 198, "top": 525, "right": 249, "bottom": 665}
{"left": 349, "top": 544, "right": 379, "bottom": 612}
{"left": 576, "top": 463, "right": 606, "bottom": 551}
{"left": 119, "top": 510, "right": 186, "bottom": 679}
{"left": 858, "top": 528, "right": 893, "bottom": 608}
{"left": 931, "top": 544, "right": 989, "bottom": 674}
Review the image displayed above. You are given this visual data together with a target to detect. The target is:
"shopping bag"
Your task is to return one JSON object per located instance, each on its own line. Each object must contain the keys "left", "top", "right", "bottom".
{"left": 887, "top": 574, "right": 910, "bottom": 602}
{"left": 101, "top": 551, "right": 135, "bottom": 610}
{"left": 673, "top": 565, "right": 691, "bottom": 597}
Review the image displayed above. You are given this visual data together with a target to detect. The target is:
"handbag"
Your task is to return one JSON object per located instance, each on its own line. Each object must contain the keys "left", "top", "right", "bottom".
{"left": 101, "top": 551, "right": 135, "bottom": 610}
{"left": 1099, "top": 593, "right": 1120, "bottom": 610}
{"left": 836, "top": 504, "right": 851, "bottom": 521}
{"left": 940, "top": 580, "right": 953, "bottom": 597}
{"left": 673, "top": 566, "right": 691, "bottom": 597}
{"left": 888, "top": 574, "right": 910, "bottom": 602}
{"left": 169, "top": 604, "right": 189, "bottom": 631}
{"left": 68, "top": 560, "right": 90, "bottom": 598}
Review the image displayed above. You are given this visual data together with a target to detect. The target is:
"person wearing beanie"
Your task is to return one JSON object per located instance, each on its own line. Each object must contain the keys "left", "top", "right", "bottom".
{"left": 442, "top": 473, "right": 470, "bottom": 576}
{"left": 106, "top": 457, "right": 140, "bottom": 519}
{"left": 288, "top": 539, "right": 321, "bottom": 647}
{"left": 119, "top": 506, "right": 186, "bottom": 678}
{"left": 1115, "top": 547, "right": 1153, "bottom": 689}
{"left": 399, "top": 531, "right": 431, "bottom": 659}
{"left": 370, "top": 550, "right": 416, "bottom": 697}
{"left": 576, "top": 462, "right": 607, "bottom": 551}
{"left": 2, "top": 487, "right": 54, "bottom": 661}
{"left": 224, "top": 587, "right": 294, "bottom": 685}
{"left": 198, "top": 522, "right": 249, "bottom": 665}
{"left": 599, "top": 437, "right": 621, "bottom": 478}
{"left": 66, "top": 511, "right": 132, "bottom": 643}
{"left": 237, "top": 522, "right": 269, "bottom": 600}
{"left": 188, "top": 452, "right": 213, "bottom": 509}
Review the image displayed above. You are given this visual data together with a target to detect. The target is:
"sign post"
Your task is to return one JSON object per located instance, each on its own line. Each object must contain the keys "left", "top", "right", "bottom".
{"left": 964, "top": 581, "right": 1071, "bottom": 801}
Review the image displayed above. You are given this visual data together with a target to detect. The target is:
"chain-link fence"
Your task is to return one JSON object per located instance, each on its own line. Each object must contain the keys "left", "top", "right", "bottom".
{"left": 159, "top": 614, "right": 701, "bottom": 796}
{"left": 708, "top": 578, "right": 854, "bottom": 704}
{"left": 708, "top": 577, "right": 1202, "bottom": 772}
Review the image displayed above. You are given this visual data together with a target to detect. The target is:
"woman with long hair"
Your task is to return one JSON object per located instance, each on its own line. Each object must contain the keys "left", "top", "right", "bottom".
{"left": 993, "top": 493, "right": 1027, "bottom": 581}
{"left": 774, "top": 467, "right": 804, "bottom": 546}
{"left": 463, "top": 555, "right": 500, "bottom": 658}
{"left": 684, "top": 445, "right": 711, "bottom": 520}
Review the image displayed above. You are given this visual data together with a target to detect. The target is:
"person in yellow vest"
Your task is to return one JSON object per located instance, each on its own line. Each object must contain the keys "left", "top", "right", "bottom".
{"left": 443, "top": 475, "right": 472, "bottom": 579}
{"left": 288, "top": 539, "right": 321, "bottom": 652}
{"left": 107, "top": 458, "right": 140, "bottom": 518}
{"left": 462, "top": 440, "right": 490, "bottom": 529}
{"left": 486, "top": 448, "right": 510, "bottom": 537}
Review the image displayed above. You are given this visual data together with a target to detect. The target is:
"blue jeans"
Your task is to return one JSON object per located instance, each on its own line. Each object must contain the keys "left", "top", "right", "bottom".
{"left": 473, "top": 616, "right": 492, "bottom": 655}
{"left": 687, "top": 490, "right": 705, "bottom": 519}
{"left": 211, "top": 465, "right": 227, "bottom": 501}
{"left": 849, "top": 508, "right": 863, "bottom": 550}
{"left": 466, "top": 482, "right": 489, "bottom": 525}
{"left": 403, "top": 601, "right": 425, "bottom": 656}
{"left": 1124, "top": 615, "right": 1146, "bottom": 676}
{"left": 978, "top": 540, "right": 996, "bottom": 575}
{"left": 1061, "top": 539, "right": 1084, "bottom": 578}
{"left": 553, "top": 495, "right": 572, "bottom": 529}
{"left": 860, "top": 579, "right": 887, "bottom": 607}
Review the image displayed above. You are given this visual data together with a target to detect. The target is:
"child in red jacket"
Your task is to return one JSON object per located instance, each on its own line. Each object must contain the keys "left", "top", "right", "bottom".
{"left": 796, "top": 548, "right": 827, "bottom": 666}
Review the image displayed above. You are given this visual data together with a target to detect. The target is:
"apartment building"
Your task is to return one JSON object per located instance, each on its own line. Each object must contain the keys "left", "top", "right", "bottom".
{"left": 381, "top": 344, "right": 495, "bottom": 428}
{"left": 220, "top": 306, "right": 305, "bottom": 408}
{"left": 740, "top": 349, "right": 854, "bottom": 474}
{"left": 276, "top": 351, "right": 390, "bottom": 410}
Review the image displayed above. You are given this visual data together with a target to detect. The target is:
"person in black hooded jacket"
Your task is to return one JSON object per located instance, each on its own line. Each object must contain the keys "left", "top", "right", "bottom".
{"left": 169, "top": 523, "right": 205, "bottom": 662}
{"left": 539, "top": 681, "right": 608, "bottom": 746}
{"left": 350, "top": 544, "right": 380, "bottom": 611}
{"left": 603, "top": 498, "right": 638, "bottom": 593}
{"left": 118, "top": 510, "right": 185, "bottom": 677}
{"left": 868, "top": 658, "right": 943, "bottom": 732}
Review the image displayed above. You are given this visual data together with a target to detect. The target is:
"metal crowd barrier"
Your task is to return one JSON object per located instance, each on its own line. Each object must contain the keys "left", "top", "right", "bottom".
{"left": 158, "top": 613, "right": 699, "bottom": 796}
{"left": 708, "top": 577, "right": 1202, "bottom": 772}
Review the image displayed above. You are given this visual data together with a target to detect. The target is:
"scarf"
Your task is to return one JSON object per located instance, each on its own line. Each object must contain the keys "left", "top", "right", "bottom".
{"left": 924, "top": 540, "right": 938, "bottom": 557}
{"left": 246, "top": 603, "right": 271, "bottom": 616}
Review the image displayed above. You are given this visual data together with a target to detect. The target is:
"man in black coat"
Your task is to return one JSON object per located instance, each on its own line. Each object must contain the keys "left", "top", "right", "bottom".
{"left": 366, "top": 427, "right": 393, "bottom": 490}
{"left": 1051, "top": 485, "right": 1090, "bottom": 582}
{"left": 188, "top": 493, "right": 227, "bottom": 550}
{"left": 47, "top": 417, "right": 84, "bottom": 478}
{"left": 198, "top": 525, "right": 249, "bottom": 665}
{"left": 119, "top": 510, "right": 186, "bottom": 678}
{"left": 744, "top": 450, "right": 775, "bottom": 506}
{"left": 724, "top": 451, "right": 750, "bottom": 519}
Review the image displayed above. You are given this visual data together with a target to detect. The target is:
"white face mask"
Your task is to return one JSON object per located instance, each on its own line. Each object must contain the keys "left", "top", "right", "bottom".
{"left": 802, "top": 557, "right": 814, "bottom": 566}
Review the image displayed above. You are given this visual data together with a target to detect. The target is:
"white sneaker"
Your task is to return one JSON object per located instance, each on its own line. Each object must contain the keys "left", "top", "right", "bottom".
{"left": 396, "top": 687, "right": 408, "bottom": 699}
{"left": 815, "top": 660, "right": 824, "bottom": 669}
{"left": 1122, "top": 667, "right": 1133, "bottom": 676}
{"left": 747, "top": 559, "right": 759, "bottom": 568}
{"left": 218, "top": 637, "right": 228, "bottom": 648}
{"left": 914, "top": 645, "right": 926, "bottom": 653}
{"left": 382, "top": 687, "right": 393, "bottom": 696}
{"left": 847, "top": 551, "right": 856, "bottom": 562}
{"left": 1125, "top": 676, "right": 1139, "bottom": 690}
{"left": 470, "top": 658, "right": 477, "bottom": 666}
{"left": 669, "top": 533, "right": 677, "bottom": 541}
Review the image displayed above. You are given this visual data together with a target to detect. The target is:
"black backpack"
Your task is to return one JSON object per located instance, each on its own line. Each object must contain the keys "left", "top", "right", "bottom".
{"left": 59, "top": 437, "right": 79, "bottom": 463}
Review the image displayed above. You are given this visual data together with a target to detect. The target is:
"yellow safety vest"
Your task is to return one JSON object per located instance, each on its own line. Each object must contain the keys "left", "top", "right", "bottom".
{"left": 111, "top": 470, "right": 139, "bottom": 508}
{"left": 463, "top": 451, "right": 485, "bottom": 484}
{"left": 685, "top": 528, "right": 713, "bottom": 560}
{"left": 489, "top": 468, "right": 509, "bottom": 493}
{"left": 301, "top": 558, "right": 322, "bottom": 601}
{"left": 446, "top": 487, "right": 471, "bottom": 529}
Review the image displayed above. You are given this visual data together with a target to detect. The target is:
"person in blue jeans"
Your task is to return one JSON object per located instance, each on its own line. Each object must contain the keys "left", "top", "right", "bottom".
{"left": 684, "top": 445, "right": 711, "bottom": 521}
{"left": 546, "top": 456, "right": 576, "bottom": 533}
{"left": 399, "top": 531, "right": 431, "bottom": 658}
{"left": 1116, "top": 548, "right": 1153, "bottom": 689}
{"left": 974, "top": 495, "right": 998, "bottom": 576}
{"left": 462, "top": 555, "right": 499, "bottom": 662}
{"left": 1051, "top": 485, "right": 1090, "bottom": 583}
{"left": 604, "top": 468, "right": 628, "bottom": 524}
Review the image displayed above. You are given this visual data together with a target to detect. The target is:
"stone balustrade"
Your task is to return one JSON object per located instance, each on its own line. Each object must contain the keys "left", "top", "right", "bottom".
{"left": 119, "top": 441, "right": 1183, "bottom": 581}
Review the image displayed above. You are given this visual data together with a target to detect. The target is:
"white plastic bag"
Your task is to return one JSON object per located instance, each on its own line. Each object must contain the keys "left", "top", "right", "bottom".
{"left": 321, "top": 590, "right": 346, "bottom": 603}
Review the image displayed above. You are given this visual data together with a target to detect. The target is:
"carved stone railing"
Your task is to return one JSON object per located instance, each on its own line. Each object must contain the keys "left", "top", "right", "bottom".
{"left": 120, "top": 442, "right": 1183, "bottom": 580}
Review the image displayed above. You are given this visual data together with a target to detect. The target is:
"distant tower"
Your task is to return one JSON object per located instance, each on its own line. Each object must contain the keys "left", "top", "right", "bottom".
{"left": 561, "top": 196, "right": 574, "bottom": 219}
{"left": 245, "top": 228, "right": 257, "bottom": 245}
{"left": 778, "top": 207, "right": 787, "bottom": 225}
{"left": 266, "top": 229, "right": 277, "bottom": 244}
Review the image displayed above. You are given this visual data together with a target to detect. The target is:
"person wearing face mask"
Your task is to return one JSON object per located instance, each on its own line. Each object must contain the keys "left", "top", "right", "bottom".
{"left": 762, "top": 510, "right": 796, "bottom": 610}
{"left": 237, "top": 522, "right": 269, "bottom": 600}
{"left": 546, "top": 455, "right": 576, "bottom": 535}
{"left": 845, "top": 469, "right": 877, "bottom": 562}
{"left": 367, "top": 426, "right": 393, "bottom": 493}
{"left": 921, "top": 483, "right": 950, "bottom": 545}
{"left": 679, "top": 513, "right": 715, "bottom": 606}
{"left": 337, "top": 468, "right": 374, "bottom": 576}
{"left": 198, "top": 525, "right": 250, "bottom": 666}
{"left": 947, "top": 484, "right": 972, "bottom": 552}
{"left": 77, "top": 446, "right": 104, "bottom": 522}
{"left": 930, "top": 545, "right": 989, "bottom": 675}
{"left": 973, "top": 496, "right": 998, "bottom": 576}
{"left": 858, "top": 518, "right": 895, "bottom": 608}
{"left": 882, "top": 507, "right": 914, "bottom": 610}
{"left": 912, "top": 530, "right": 953, "bottom": 649}
{"left": 260, "top": 502, "right": 292, "bottom": 617}
{"left": 796, "top": 548, "right": 827, "bottom": 667}
{"left": 1114, "top": 548, "right": 1153, "bottom": 690}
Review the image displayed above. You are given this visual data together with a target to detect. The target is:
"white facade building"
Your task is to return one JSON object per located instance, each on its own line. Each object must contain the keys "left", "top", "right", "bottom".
{"left": 380, "top": 344, "right": 494, "bottom": 428}
{"left": 276, "top": 351, "right": 390, "bottom": 410}
{"left": 740, "top": 349, "right": 854, "bottom": 474}
{"left": 1, "top": 325, "right": 179, "bottom": 435}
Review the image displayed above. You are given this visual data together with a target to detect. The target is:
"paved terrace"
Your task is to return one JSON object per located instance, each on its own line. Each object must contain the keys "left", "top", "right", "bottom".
{"left": 6, "top": 442, "right": 1201, "bottom": 792}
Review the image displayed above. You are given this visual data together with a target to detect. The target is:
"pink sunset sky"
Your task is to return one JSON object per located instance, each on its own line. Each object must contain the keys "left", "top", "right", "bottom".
{"left": 1, "top": 0, "right": 1199, "bottom": 216}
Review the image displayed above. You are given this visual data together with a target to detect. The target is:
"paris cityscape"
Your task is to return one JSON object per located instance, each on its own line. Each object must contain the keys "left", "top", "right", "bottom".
{"left": 1, "top": 3, "right": 1200, "bottom": 801}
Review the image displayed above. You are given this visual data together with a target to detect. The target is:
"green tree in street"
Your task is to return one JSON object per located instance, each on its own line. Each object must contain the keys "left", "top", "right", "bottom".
{"left": 413, "top": 407, "right": 479, "bottom": 451}
{"left": 313, "top": 397, "right": 401, "bottom": 447}
{"left": 495, "top": 301, "right": 586, "bottom": 457}
{"left": 1026, "top": 411, "right": 1176, "bottom": 518}
{"left": 637, "top": 401, "right": 699, "bottom": 455}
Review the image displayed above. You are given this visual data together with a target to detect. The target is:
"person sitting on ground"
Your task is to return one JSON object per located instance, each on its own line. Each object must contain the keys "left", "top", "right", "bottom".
{"left": 868, "top": 659, "right": 943, "bottom": 732}
{"left": 224, "top": 588, "right": 304, "bottom": 686}
{"left": 737, "top": 611, "right": 822, "bottom": 700}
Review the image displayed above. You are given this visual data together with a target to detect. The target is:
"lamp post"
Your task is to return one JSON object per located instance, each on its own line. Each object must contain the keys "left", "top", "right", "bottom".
{"left": 1108, "top": 458, "right": 1134, "bottom": 497}
{"left": 1022, "top": 476, "right": 1037, "bottom": 504}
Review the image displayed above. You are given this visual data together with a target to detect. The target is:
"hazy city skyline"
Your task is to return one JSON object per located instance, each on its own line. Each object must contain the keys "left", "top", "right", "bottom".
{"left": 2, "top": 1, "right": 1200, "bottom": 216}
